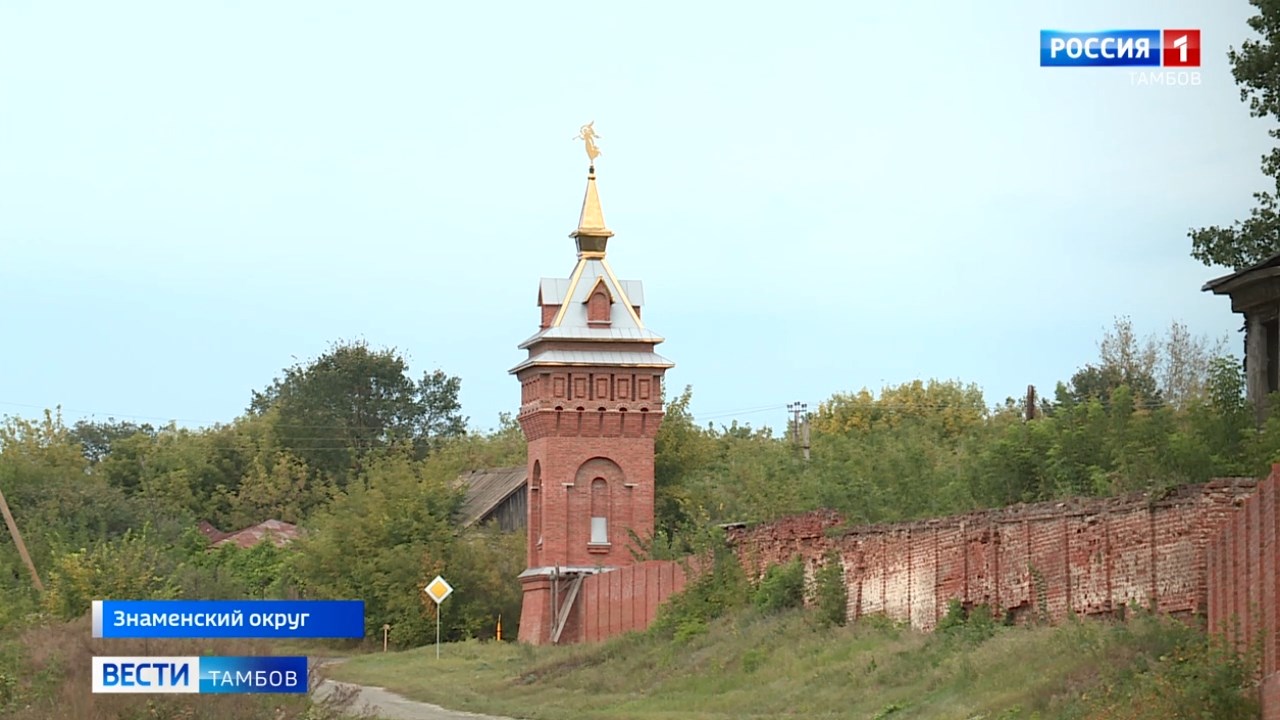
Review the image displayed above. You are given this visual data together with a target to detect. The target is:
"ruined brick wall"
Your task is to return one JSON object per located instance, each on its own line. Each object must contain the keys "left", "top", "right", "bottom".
{"left": 558, "top": 476, "right": 1265, "bottom": 669}
{"left": 1207, "top": 465, "right": 1280, "bottom": 719}
{"left": 727, "top": 479, "right": 1258, "bottom": 631}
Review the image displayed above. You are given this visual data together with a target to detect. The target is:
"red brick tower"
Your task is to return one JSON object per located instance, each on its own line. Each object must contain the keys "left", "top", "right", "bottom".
{"left": 511, "top": 150, "right": 674, "bottom": 645}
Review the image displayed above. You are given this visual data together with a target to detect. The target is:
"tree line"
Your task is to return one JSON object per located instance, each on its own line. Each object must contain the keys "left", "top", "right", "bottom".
{"left": 0, "top": 339, "right": 524, "bottom": 652}
{"left": 3, "top": 316, "right": 1278, "bottom": 660}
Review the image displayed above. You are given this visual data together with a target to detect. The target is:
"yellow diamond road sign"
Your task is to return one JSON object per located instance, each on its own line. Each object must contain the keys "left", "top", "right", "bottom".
{"left": 425, "top": 575, "right": 453, "bottom": 604}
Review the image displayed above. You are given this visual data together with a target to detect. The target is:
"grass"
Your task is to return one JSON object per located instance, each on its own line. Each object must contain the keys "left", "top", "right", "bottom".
{"left": 0, "top": 616, "right": 377, "bottom": 720}
{"left": 327, "top": 609, "right": 1259, "bottom": 720}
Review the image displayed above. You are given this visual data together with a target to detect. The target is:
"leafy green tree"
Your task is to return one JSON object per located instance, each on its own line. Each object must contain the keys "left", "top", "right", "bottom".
{"left": 67, "top": 418, "right": 156, "bottom": 464}
{"left": 653, "top": 386, "right": 716, "bottom": 537}
{"left": 419, "top": 526, "right": 525, "bottom": 643}
{"left": 1190, "top": 0, "right": 1280, "bottom": 269}
{"left": 0, "top": 411, "right": 141, "bottom": 565}
{"left": 249, "top": 340, "right": 467, "bottom": 485}
{"left": 222, "top": 452, "right": 331, "bottom": 529}
{"left": 812, "top": 379, "right": 988, "bottom": 439}
{"left": 288, "top": 450, "right": 464, "bottom": 644}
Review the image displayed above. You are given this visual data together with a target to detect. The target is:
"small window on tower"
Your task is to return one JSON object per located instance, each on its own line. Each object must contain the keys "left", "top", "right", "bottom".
{"left": 587, "top": 289, "right": 611, "bottom": 325}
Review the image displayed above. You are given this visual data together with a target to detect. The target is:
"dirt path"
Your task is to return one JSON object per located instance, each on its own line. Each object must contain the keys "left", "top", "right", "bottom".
{"left": 312, "top": 659, "right": 518, "bottom": 720}
{"left": 312, "top": 679, "right": 516, "bottom": 720}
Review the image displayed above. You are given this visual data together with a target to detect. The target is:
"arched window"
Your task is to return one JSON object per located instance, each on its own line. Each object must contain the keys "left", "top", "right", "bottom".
{"left": 590, "top": 478, "right": 609, "bottom": 545}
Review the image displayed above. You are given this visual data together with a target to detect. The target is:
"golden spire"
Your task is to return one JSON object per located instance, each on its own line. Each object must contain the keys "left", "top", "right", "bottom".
{"left": 571, "top": 122, "right": 612, "bottom": 256}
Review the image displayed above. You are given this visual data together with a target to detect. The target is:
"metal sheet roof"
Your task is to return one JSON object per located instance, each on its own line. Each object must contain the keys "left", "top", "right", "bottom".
{"left": 211, "top": 520, "right": 301, "bottom": 549}
{"left": 510, "top": 349, "right": 675, "bottom": 374}
{"left": 518, "top": 325, "right": 666, "bottom": 349}
{"left": 540, "top": 275, "right": 644, "bottom": 306}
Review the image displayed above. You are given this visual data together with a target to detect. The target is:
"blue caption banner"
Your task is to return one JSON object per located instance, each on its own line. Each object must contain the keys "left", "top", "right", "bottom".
{"left": 1040, "top": 30, "right": 1162, "bottom": 67}
{"left": 92, "top": 600, "right": 365, "bottom": 639}
{"left": 92, "top": 656, "right": 309, "bottom": 694}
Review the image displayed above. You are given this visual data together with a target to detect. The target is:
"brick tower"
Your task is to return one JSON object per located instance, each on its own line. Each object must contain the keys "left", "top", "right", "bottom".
{"left": 511, "top": 146, "right": 674, "bottom": 645}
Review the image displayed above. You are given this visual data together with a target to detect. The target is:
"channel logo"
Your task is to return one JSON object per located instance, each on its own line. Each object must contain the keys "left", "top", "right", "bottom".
{"left": 92, "top": 656, "right": 308, "bottom": 694}
{"left": 1040, "top": 30, "right": 1200, "bottom": 67}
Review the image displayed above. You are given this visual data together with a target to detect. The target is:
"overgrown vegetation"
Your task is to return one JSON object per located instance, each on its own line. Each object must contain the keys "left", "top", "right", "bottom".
{"left": 813, "top": 552, "right": 848, "bottom": 628}
{"left": 330, "top": 602, "right": 1259, "bottom": 720}
{"left": 752, "top": 557, "right": 805, "bottom": 613}
{"left": 1, "top": 316, "right": 1276, "bottom": 716}
{"left": 653, "top": 317, "right": 1280, "bottom": 549}
{"left": 0, "top": 618, "right": 376, "bottom": 720}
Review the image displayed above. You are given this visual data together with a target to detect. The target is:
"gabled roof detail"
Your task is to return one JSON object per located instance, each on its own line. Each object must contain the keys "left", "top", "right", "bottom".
{"left": 547, "top": 257, "right": 644, "bottom": 330}
{"left": 583, "top": 276, "right": 614, "bottom": 303}
{"left": 539, "top": 277, "right": 644, "bottom": 306}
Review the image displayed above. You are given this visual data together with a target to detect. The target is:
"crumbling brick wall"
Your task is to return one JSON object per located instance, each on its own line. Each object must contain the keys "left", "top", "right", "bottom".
{"left": 727, "top": 478, "right": 1258, "bottom": 631}
{"left": 562, "top": 472, "right": 1274, "bottom": 720}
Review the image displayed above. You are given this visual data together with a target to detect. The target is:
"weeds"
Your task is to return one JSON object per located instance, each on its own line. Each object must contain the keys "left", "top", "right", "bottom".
{"left": 813, "top": 552, "right": 848, "bottom": 627}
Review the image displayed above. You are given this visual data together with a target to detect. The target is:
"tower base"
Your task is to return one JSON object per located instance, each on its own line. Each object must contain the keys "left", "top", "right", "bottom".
{"left": 517, "top": 567, "right": 605, "bottom": 645}
{"left": 517, "top": 573, "right": 552, "bottom": 645}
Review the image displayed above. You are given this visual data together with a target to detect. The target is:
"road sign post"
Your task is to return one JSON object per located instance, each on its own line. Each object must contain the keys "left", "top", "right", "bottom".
{"left": 424, "top": 575, "right": 453, "bottom": 659}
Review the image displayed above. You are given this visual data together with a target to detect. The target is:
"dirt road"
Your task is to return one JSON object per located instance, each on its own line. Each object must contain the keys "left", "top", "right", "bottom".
{"left": 312, "top": 678, "right": 517, "bottom": 720}
{"left": 310, "top": 659, "right": 517, "bottom": 720}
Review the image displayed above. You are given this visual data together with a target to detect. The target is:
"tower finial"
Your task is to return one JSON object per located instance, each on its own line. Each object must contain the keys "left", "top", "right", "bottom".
{"left": 571, "top": 122, "right": 612, "bottom": 256}
{"left": 574, "top": 121, "right": 602, "bottom": 167}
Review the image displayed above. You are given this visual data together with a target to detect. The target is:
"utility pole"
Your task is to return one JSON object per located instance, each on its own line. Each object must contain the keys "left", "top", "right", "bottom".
{"left": 0, "top": 484, "right": 44, "bottom": 592}
{"left": 787, "top": 401, "right": 810, "bottom": 461}
{"left": 1026, "top": 385, "right": 1037, "bottom": 421}
{"left": 801, "top": 413, "right": 811, "bottom": 461}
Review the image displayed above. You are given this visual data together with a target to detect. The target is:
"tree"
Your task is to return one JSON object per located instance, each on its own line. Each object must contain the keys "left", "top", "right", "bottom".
{"left": 1159, "top": 320, "right": 1228, "bottom": 409}
{"left": 812, "top": 379, "right": 988, "bottom": 439}
{"left": 67, "top": 419, "right": 156, "bottom": 465}
{"left": 223, "top": 453, "right": 331, "bottom": 529}
{"left": 1190, "top": 1, "right": 1280, "bottom": 269}
{"left": 1068, "top": 317, "right": 1226, "bottom": 409}
{"left": 288, "top": 451, "right": 465, "bottom": 645}
{"left": 652, "top": 386, "right": 715, "bottom": 537}
{"left": 248, "top": 340, "right": 468, "bottom": 485}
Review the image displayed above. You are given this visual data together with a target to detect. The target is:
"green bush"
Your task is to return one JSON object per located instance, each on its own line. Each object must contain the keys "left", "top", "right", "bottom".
{"left": 813, "top": 553, "right": 847, "bottom": 627}
{"left": 1081, "top": 612, "right": 1261, "bottom": 719}
{"left": 936, "top": 599, "right": 996, "bottom": 644}
{"left": 185, "top": 541, "right": 298, "bottom": 599}
{"left": 752, "top": 557, "right": 805, "bottom": 613}
{"left": 41, "top": 526, "right": 179, "bottom": 620}
{"left": 650, "top": 541, "right": 749, "bottom": 639}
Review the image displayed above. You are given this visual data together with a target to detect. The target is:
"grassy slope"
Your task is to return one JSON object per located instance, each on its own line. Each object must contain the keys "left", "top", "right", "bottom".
{"left": 0, "top": 618, "right": 376, "bottom": 720}
{"left": 328, "top": 609, "right": 1258, "bottom": 720}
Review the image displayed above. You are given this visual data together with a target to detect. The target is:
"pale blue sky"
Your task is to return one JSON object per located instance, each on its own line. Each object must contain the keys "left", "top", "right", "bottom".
{"left": 0, "top": 0, "right": 1268, "bottom": 432}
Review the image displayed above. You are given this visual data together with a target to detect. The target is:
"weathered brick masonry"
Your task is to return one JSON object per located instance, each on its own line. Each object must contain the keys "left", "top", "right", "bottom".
{"left": 726, "top": 478, "right": 1258, "bottom": 631}
{"left": 561, "top": 477, "right": 1261, "bottom": 647}
{"left": 1208, "top": 465, "right": 1280, "bottom": 719}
